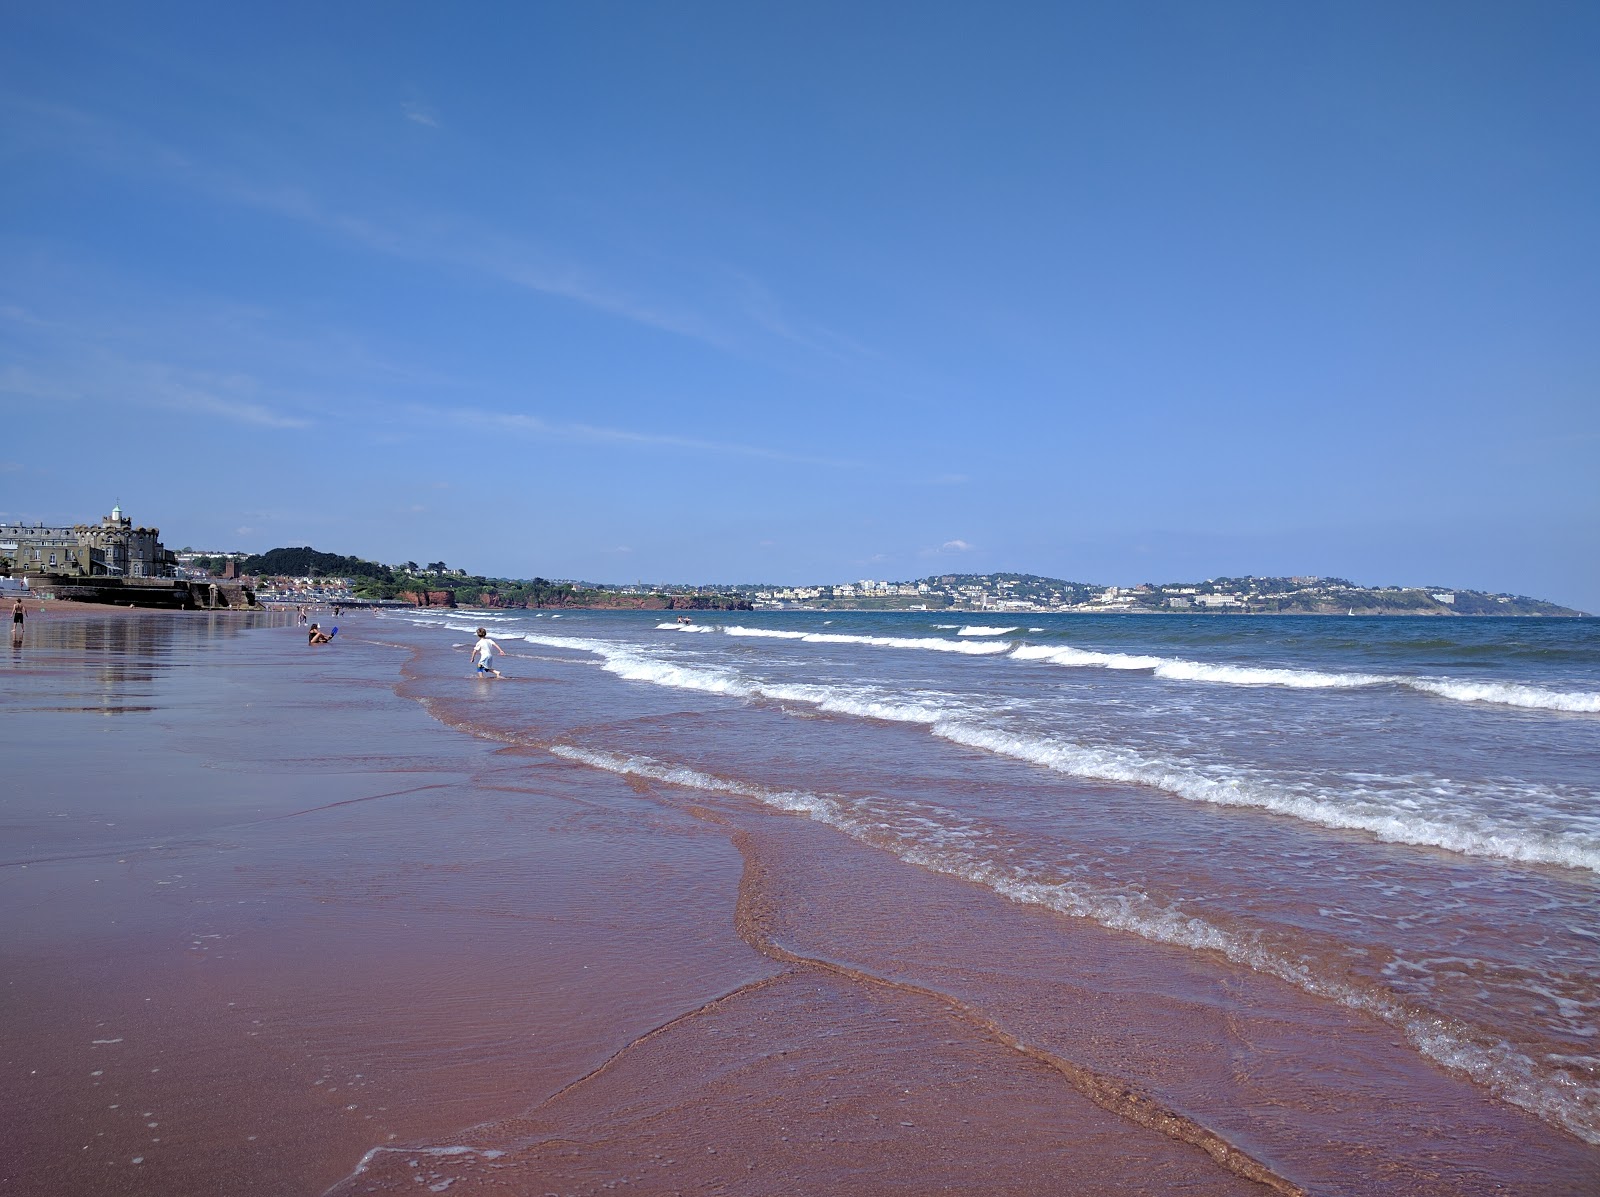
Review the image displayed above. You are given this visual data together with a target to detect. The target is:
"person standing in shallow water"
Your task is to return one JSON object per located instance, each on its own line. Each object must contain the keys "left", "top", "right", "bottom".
{"left": 469, "top": 627, "right": 504, "bottom": 678}
{"left": 10, "top": 598, "right": 23, "bottom": 646}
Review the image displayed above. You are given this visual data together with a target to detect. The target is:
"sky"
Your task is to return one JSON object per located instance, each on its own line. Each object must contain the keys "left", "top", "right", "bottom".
{"left": 2, "top": 2, "right": 1597, "bottom": 610}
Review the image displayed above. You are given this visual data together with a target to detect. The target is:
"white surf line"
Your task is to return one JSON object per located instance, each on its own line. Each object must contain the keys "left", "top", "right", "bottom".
{"left": 549, "top": 744, "right": 1600, "bottom": 1147}
{"left": 324, "top": 1144, "right": 504, "bottom": 1195}
{"left": 1009, "top": 644, "right": 1600, "bottom": 711}
{"left": 660, "top": 623, "right": 1011, "bottom": 655}
{"left": 510, "top": 631, "right": 1600, "bottom": 875}
{"left": 652, "top": 618, "right": 1598, "bottom": 712}
{"left": 1403, "top": 677, "right": 1600, "bottom": 713}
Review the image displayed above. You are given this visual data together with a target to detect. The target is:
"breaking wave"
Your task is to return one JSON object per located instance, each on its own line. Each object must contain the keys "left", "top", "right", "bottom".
{"left": 507, "top": 630, "right": 1600, "bottom": 875}
{"left": 399, "top": 612, "right": 1600, "bottom": 714}
{"left": 1010, "top": 645, "right": 1600, "bottom": 711}
{"left": 712, "top": 625, "right": 1010, "bottom": 655}
{"left": 1011, "top": 644, "right": 1381, "bottom": 688}
{"left": 1407, "top": 678, "right": 1600, "bottom": 713}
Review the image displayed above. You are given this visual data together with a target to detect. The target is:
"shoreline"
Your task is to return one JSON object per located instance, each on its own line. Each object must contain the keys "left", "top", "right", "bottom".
{"left": 2, "top": 606, "right": 773, "bottom": 1194}
{"left": 5, "top": 606, "right": 1596, "bottom": 1195}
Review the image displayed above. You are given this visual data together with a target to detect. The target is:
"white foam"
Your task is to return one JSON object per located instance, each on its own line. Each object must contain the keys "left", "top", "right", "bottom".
{"left": 1013, "top": 643, "right": 1378, "bottom": 686}
{"left": 404, "top": 613, "right": 1600, "bottom": 714}
{"left": 549, "top": 744, "right": 1600, "bottom": 1145}
{"left": 1408, "top": 678, "right": 1600, "bottom": 714}
{"left": 1012, "top": 645, "right": 1169, "bottom": 671}
{"left": 1011, "top": 644, "right": 1600, "bottom": 710}
{"left": 719, "top": 626, "right": 1009, "bottom": 655}
{"left": 930, "top": 724, "right": 1600, "bottom": 874}
{"left": 1156, "top": 660, "right": 1381, "bottom": 688}
{"left": 512, "top": 630, "right": 1600, "bottom": 875}
{"left": 338, "top": 1143, "right": 490, "bottom": 1184}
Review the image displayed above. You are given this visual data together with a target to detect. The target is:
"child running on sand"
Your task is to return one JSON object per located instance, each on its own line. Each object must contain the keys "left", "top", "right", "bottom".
{"left": 469, "top": 627, "right": 504, "bottom": 678}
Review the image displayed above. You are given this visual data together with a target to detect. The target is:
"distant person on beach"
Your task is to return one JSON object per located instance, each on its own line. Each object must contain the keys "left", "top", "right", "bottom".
{"left": 298, "top": 605, "right": 309, "bottom": 626}
{"left": 10, "top": 598, "right": 23, "bottom": 646}
{"left": 469, "top": 627, "right": 504, "bottom": 678}
{"left": 307, "top": 622, "right": 333, "bottom": 645}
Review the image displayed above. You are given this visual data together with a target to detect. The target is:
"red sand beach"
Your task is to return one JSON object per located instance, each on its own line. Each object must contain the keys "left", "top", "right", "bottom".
{"left": 3, "top": 606, "right": 1596, "bottom": 1196}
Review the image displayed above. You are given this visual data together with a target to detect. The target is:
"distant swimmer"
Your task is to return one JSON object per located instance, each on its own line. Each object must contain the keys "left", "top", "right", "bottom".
{"left": 470, "top": 627, "right": 504, "bottom": 678}
{"left": 307, "top": 622, "right": 333, "bottom": 645}
{"left": 11, "top": 598, "right": 23, "bottom": 646}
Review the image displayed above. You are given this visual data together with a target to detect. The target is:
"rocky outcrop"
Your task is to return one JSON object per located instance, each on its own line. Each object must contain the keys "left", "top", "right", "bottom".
{"left": 402, "top": 590, "right": 457, "bottom": 608}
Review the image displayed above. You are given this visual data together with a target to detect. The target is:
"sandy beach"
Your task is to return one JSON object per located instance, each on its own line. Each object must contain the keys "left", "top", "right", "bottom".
{"left": 3, "top": 606, "right": 1596, "bottom": 1196}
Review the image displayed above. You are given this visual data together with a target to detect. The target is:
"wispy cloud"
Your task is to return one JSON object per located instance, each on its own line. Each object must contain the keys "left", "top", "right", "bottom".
{"left": 406, "top": 402, "right": 855, "bottom": 467}
{"left": 0, "top": 359, "right": 312, "bottom": 430}
{"left": 0, "top": 305, "right": 57, "bottom": 329}
{"left": 920, "top": 538, "right": 976, "bottom": 556}
{"left": 8, "top": 99, "right": 864, "bottom": 359}
{"left": 143, "top": 369, "right": 313, "bottom": 429}
{"left": 402, "top": 100, "right": 439, "bottom": 128}
{"left": 190, "top": 174, "right": 738, "bottom": 348}
{"left": 725, "top": 268, "right": 877, "bottom": 362}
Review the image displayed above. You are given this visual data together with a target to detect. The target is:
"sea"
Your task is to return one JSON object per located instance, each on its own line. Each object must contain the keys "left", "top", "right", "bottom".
{"left": 384, "top": 606, "right": 1600, "bottom": 1158}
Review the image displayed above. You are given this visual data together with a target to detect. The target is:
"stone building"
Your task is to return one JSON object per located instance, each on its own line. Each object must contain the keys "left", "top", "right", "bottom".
{"left": 0, "top": 531, "right": 106, "bottom": 576}
{"left": 0, "top": 505, "right": 175, "bottom": 578}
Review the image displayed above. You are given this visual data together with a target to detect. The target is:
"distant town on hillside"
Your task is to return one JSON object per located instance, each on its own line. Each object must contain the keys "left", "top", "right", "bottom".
{"left": 166, "top": 547, "right": 1588, "bottom": 617}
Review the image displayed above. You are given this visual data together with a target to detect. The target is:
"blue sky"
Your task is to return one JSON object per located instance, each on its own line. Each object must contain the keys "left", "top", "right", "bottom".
{"left": 3, "top": 2, "right": 1597, "bottom": 609}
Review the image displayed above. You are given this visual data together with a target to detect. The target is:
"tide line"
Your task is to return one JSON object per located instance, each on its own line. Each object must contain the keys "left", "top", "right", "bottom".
{"left": 548, "top": 743, "right": 1600, "bottom": 1147}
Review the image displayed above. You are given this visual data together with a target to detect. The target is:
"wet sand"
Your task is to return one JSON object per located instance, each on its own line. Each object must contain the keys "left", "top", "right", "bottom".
{"left": 3, "top": 607, "right": 1595, "bottom": 1195}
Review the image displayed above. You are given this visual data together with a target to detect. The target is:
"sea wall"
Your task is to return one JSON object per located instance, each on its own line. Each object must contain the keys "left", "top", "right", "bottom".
{"left": 27, "top": 574, "right": 257, "bottom": 610}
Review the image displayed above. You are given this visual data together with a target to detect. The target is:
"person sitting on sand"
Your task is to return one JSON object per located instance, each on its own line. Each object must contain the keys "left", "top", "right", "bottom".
{"left": 469, "top": 627, "right": 504, "bottom": 678}
{"left": 307, "top": 622, "right": 333, "bottom": 645}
